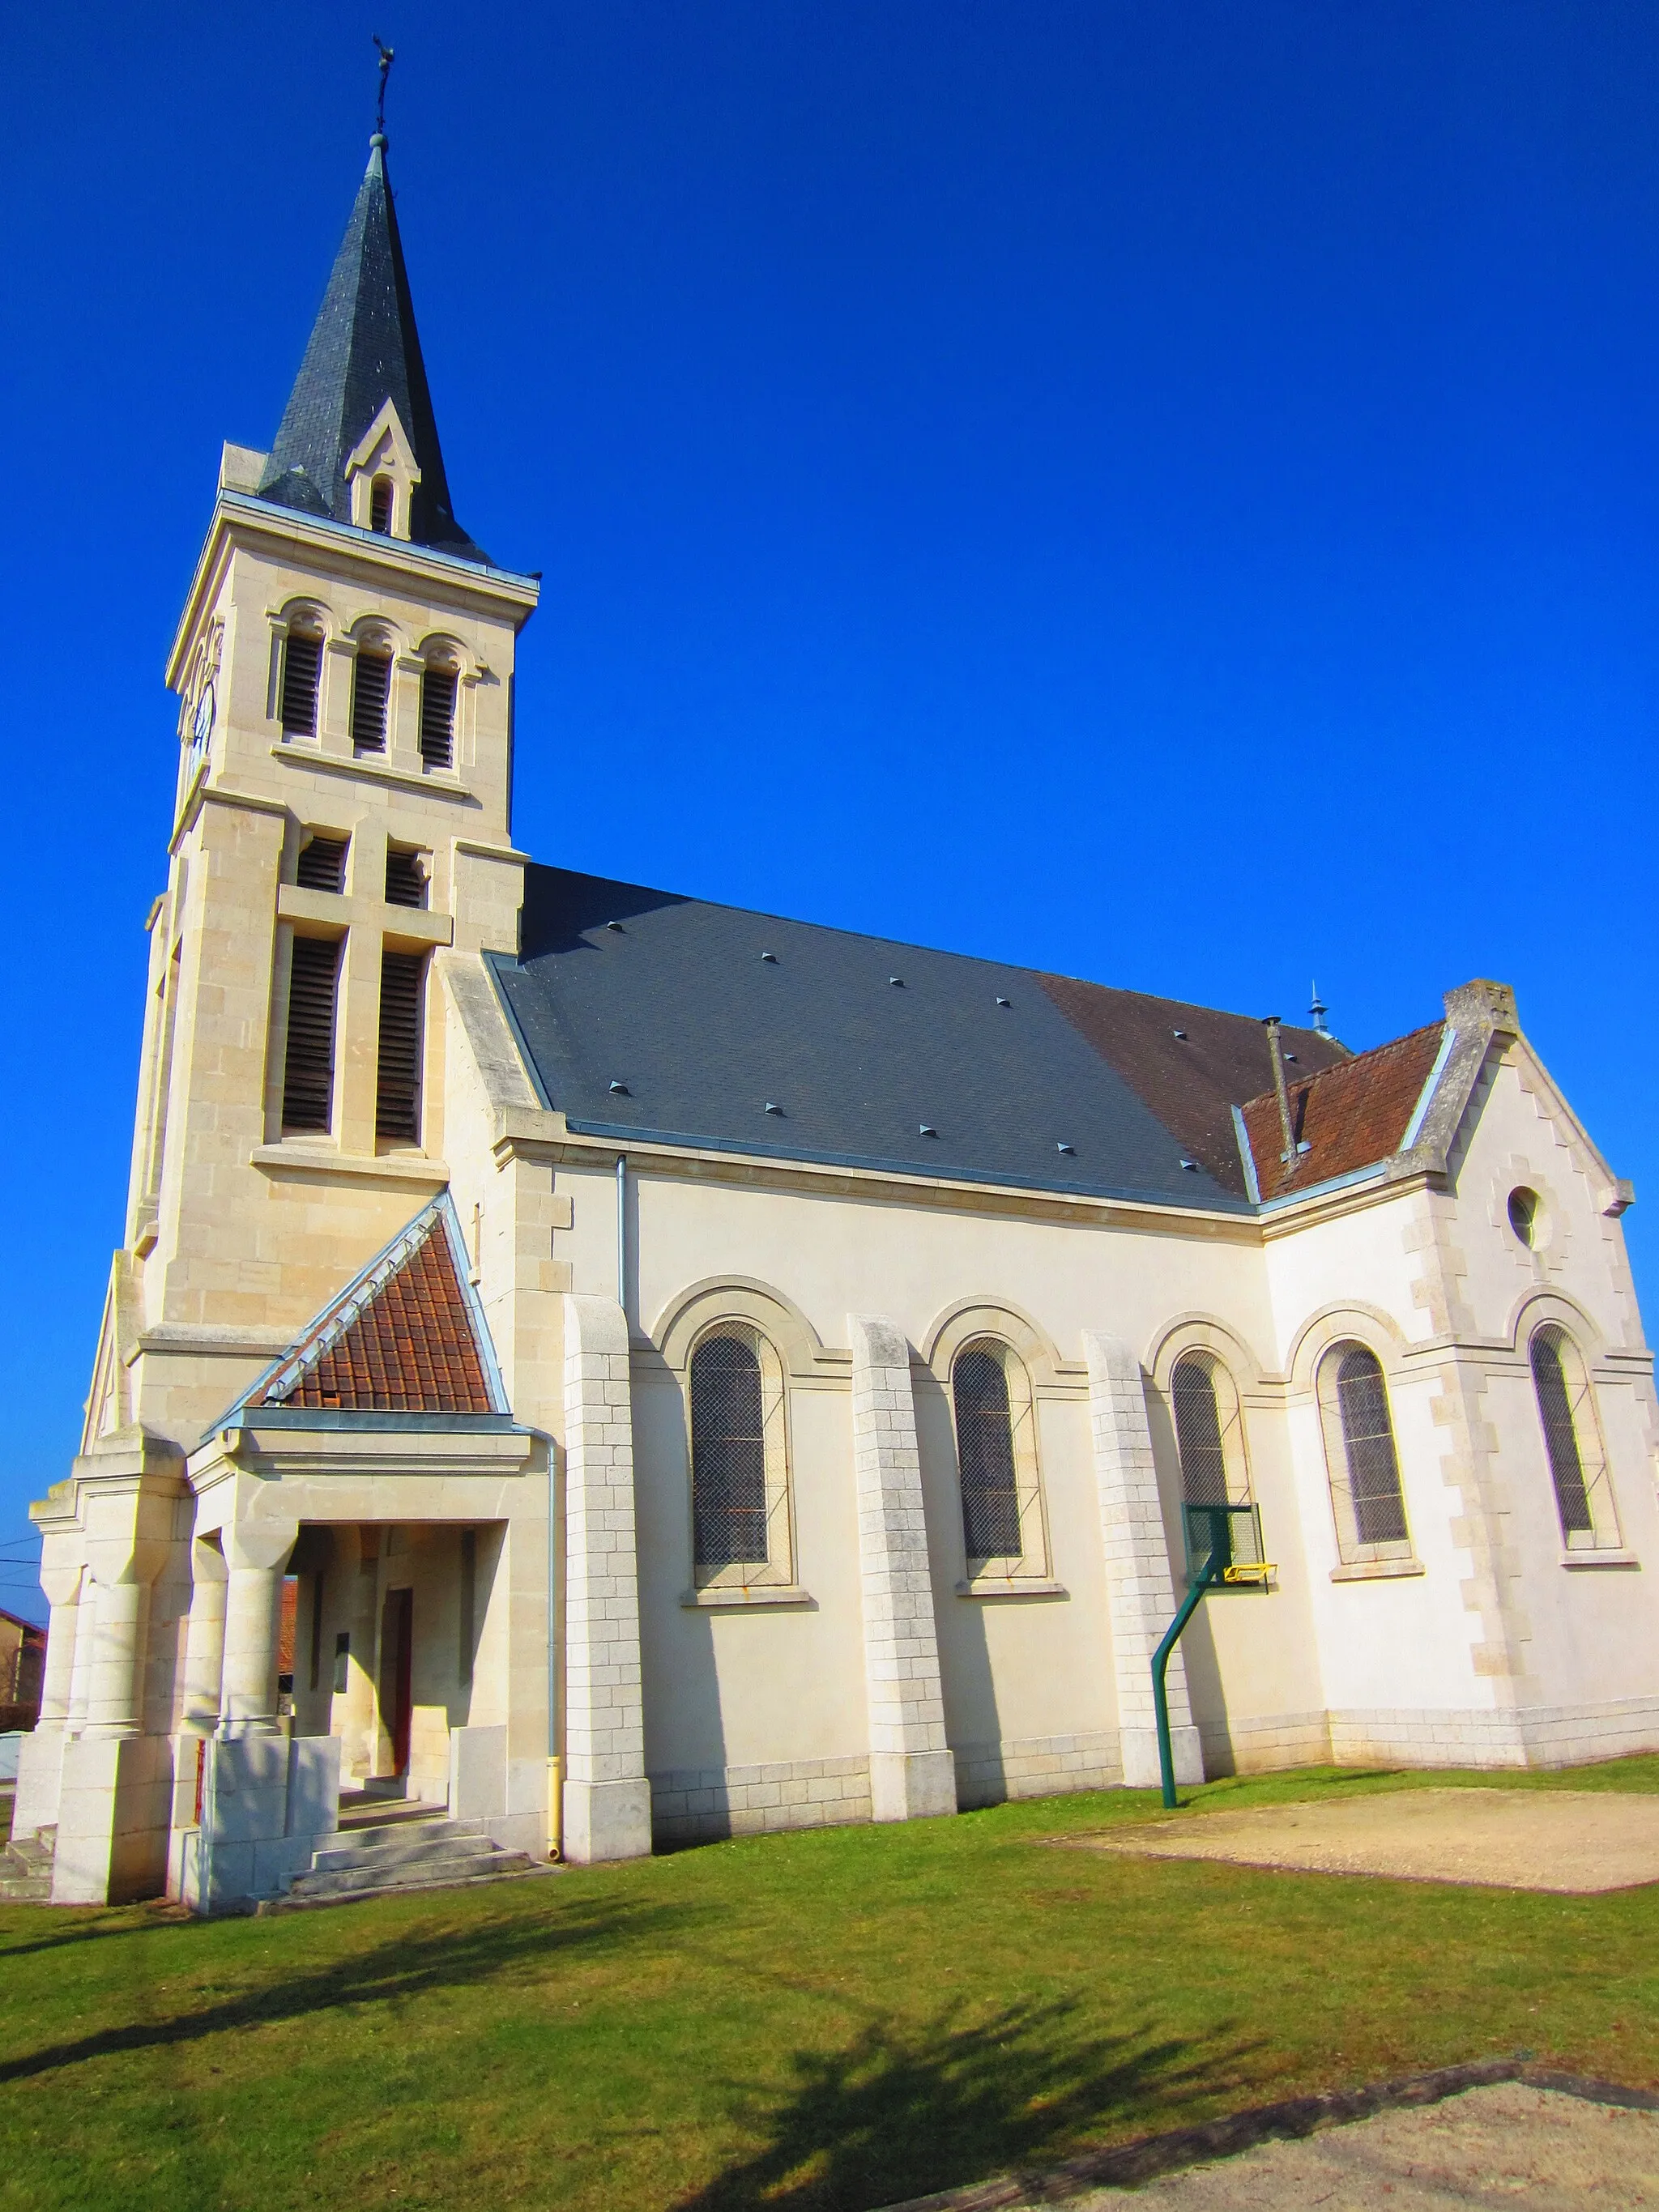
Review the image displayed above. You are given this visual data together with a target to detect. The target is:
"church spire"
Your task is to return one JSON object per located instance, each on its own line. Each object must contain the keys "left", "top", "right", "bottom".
{"left": 257, "top": 115, "right": 484, "bottom": 561}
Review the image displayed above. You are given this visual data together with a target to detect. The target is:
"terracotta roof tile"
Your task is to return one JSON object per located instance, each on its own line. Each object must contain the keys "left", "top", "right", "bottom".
{"left": 1039, "top": 974, "right": 1349, "bottom": 1196}
{"left": 249, "top": 1204, "right": 497, "bottom": 1413}
{"left": 1241, "top": 1022, "right": 1444, "bottom": 1200}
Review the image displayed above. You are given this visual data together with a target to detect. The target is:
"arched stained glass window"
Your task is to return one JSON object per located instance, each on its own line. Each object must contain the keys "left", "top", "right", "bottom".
{"left": 690, "top": 1333, "right": 769, "bottom": 1569}
{"left": 953, "top": 1343, "right": 1023, "bottom": 1562}
{"left": 1172, "top": 1357, "right": 1229, "bottom": 1507}
{"left": 1333, "top": 1346, "right": 1408, "bottom": 1547}
{"left": 1530, "top": 1324, "right": 1612, "bottom": 1546}
{"left": 1317, "top": 1341, "right": 1413, "bottom": 1564}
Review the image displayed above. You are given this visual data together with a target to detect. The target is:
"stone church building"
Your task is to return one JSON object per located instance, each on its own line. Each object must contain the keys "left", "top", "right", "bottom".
{"left": 16, "top": 130, "right": 1659, "bottom": 1912}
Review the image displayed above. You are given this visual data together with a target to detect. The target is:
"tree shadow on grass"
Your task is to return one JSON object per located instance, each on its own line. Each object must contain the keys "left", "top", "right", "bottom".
{"left": 672, "top": 1996, "right": 1256, "bottom": 2212}
{"left": 0, "top": 1890, "right": 684, "bottom": 2086}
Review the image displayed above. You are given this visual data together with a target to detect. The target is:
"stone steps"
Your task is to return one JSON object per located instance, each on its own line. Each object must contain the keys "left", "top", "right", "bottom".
{"left": 275, "top": 1813, "right": 552, "bottom": 1909}
{"left": 0, "top": 1824, "right": 54, "bottom": 1905}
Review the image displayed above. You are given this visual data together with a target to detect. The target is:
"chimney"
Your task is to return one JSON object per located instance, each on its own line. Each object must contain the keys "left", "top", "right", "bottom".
{"left": 1262, "top": 1016, "right": 1297, "bottom": 1165}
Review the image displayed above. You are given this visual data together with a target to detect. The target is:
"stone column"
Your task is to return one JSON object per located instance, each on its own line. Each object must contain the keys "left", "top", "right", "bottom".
{"left": 560, "top": 1293, "right": 651, "bottom": 1863}
{"left": 11, "top": 1566, "right": 82, "bottom": 1840}
{"left": 848, "top": 1314, "right": 957, "bottom": 1822}
{"left": 180, "top": 1536, "right": 229, "bottom": 1735}
{"left": 83, "top": 1574, "right": 152, "bottom": 1739}
{"left": 1084, "top": 1332, "right": 1202, "bottom": 1788}
{"left": 65, "top": 1578, "right": 97, "bottom": 1737}
{"left": 36, "top": 1575, "right": 82, "bottom": 1727}
{"left": 217, "top": 1520, "right": 299, "bottom": 1739}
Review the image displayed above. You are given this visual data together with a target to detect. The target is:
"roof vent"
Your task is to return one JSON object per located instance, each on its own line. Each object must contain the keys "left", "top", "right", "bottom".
{"left": 889, "top": 976, "right": 904, "bottom": 987}
{"left": 764, "top": 1102, "right": 783, "bottom": 1115}
{"left": 1171, "top": 1028, "right": 1188, "bottom": 1040}
{"left": 761, "top": 952, "right": 778, "bottom": 963}
{"left": 996, "top": 995, "right": 1011, "bottom": 1007}
{"left": 1179, "top": 1158, "right": 1199, "bottom": 1171}
{"left": 608, "top": 1080, "right": 629, "bottom": 1094}
{"left": 605, "top": 920, "right": 625, "bottom": 932}
{"left": 919, "top": 1123, "right": 938, "bottom": 1137}
{"left": 1056, "top": 1141, "right": 1075, "bottom": 1155}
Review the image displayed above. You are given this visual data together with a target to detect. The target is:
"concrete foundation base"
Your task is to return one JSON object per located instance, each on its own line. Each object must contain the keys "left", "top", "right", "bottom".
{"left": 53, "top": 1733, "right": 174, "bottom": 1904}
{"left": 1119, "top": 1723, "right": 1204, "bottom": 1791}
{"left": 870, "top": 1748, "right": 959, "bottom": 1822}
{"left": 562, "top": 1775, "right": 652, "bottom": 1863}
{"left": 11, "top": 1723, "right": 66, "bottom": 1843}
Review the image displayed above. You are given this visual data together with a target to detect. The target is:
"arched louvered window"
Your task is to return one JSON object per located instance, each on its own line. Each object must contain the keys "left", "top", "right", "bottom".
{"left": 420, "top": 659, "right": 457, "bottom": 769}
{"left": 1530, "top": 1325, "right": 1617, "bottom": 1550}
{"left": 1317, "top": 1341, "right": 1412, "bottom": 1564}
{"left": 369, "top": 475, "right": 394, "bottom": 535}
{"left": 953, "top": 1342, "right": 1024, "bottom": 1562}
{"left": 351, "top": 646, "right": 391, "bottom": 754}
{"left": 280, "top": 624, "right": 323, "bottom": 739}
{"left": 1171, "top": 1357, "right": 1229, "bottom": 1506}
{"left": 689, "top": 1328, "right": 794, "bottom": 1581}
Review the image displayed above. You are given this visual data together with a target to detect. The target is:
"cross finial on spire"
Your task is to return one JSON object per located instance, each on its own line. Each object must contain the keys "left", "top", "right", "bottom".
{"left": 373, "top": 34, "right": 394, "bottom": 144}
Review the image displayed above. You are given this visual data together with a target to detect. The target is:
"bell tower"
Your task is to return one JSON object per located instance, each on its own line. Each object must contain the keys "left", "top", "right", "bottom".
{"left": 126, "top": 120, "right": 539, "bottom": 1386}
{"left": 23, "top": 119, "right": 540, "bottom": 1902}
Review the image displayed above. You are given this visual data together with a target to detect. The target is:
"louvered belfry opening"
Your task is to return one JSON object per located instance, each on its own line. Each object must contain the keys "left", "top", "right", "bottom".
{"left": 351, "top": 649, "right": 391, "bottom": 754}
{"left": 369, "top": 475, "right": 393, "bottom": 535}
{"left": 377, "top": 950, "right": 427, "bottom": 1144}
{"left": 420, "top": 664, "right": 457, "bottom": 768}
{"left": 385, "top": 846, "right": 428, "bottom": 910}
{"left": 283, "top": 936, "right": 341, "bottom": 1132}
{"left": 281, "top": 630, "right": 323, "bottom": 738}
{"left": 295, "top": 834, "right": 348, "bottom": 893}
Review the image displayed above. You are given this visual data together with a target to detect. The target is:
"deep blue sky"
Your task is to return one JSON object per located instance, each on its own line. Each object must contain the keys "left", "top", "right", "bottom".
{"left": 3, "top": 2, "right": 1657, "bottom": 1614}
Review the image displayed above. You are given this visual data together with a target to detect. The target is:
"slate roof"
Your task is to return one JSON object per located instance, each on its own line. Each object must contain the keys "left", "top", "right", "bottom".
{"left": 230, "top": 1193, "right": 505, "bottom": 1419}
{"left": 1239, "top": 1023, "right": 1446, "bottom": 1202}
{"left": 488, "top": 866, "right": 1354, "bottom": 1212}
{"left": 257, "top": 139, "right": 486, "bottom": 562}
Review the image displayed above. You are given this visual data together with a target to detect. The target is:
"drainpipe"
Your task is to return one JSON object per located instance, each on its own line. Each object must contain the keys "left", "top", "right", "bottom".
{"left": 616, "top": 1153, "right": 627, "bottom": 1312}
{"left": 1262, "top": 1016, "right": 1297, "bottom": 1165}
{"left": 547, "top": 1430, "right": 562, "bottom": 1862}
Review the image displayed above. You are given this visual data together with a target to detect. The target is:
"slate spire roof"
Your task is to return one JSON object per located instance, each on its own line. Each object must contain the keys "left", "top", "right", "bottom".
{"left": 257, "top": 134, "right": 486, "bottom": 562}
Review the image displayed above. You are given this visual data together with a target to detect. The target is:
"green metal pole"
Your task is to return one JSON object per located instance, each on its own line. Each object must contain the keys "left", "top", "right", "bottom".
{"left": 1152, "top": 1544, "right": 1220, "bottom": 1809}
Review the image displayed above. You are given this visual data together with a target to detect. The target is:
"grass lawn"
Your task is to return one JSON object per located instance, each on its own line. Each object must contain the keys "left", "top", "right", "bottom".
{"left": 2, "top": 1759, "right": 1657, "bottom": 2212}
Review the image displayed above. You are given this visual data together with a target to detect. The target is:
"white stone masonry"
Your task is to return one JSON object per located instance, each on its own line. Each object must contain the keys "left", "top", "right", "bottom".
{"left": 848, "top": 1313, "right": 958, "bottom": 1821}
{"left": 1084, "top": 1331, "right": 1203, "bottom": 1788}
{"left": 561, "top": 1293, "right": 652, "bottom": 1862}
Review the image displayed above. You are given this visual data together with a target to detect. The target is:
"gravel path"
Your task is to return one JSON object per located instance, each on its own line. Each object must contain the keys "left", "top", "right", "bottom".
{"left": 1070, "top": 2082, "right": 1659, "bottom": 2208}
{"left": 1064, "top": 1787, "right": 1659, "bottom": 1892}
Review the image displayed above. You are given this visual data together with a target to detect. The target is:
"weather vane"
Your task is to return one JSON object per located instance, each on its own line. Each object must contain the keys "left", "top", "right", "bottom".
{"left": 373, "top": 35, "right": 394, "bottom": 138}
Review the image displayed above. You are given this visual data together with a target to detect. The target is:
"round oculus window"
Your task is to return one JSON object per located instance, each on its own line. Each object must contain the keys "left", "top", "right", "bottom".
{"left": 1508, "top": 1187, "right": 1540, "bottom": 1249}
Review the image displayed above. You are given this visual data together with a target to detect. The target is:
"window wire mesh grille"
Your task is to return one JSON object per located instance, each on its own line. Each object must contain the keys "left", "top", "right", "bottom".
{"left": 953, "top": 1345, "right": 1023, "bottom": 1560}
{"left": 282, "top": 936, "right": 339, "bottom": 1132}
{"left": 1172, "top": 1358, "right": 1229, "bottom": 1507}
{"left": 1335, "top": 1347, "right": 1409, "bottom": 1547}
{"left": 281, "top": 632, "right": 322, "bottom": 738}
{"left": 691, "top": 1334, "right": 770, "bottom": 1568}
{"left": 1531, "top": 1329, "right": 1594, "bottom": 1537}
{"left": 420, "top": 665, "right": 457, "bottom": 768}
{"left": 352, "top": 650, "right": 390, "bottom": 753}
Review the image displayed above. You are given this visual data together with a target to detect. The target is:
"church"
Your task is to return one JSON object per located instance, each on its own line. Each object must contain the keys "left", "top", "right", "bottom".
{"left": 14, "top": 124, "right": 1658, "bottom": 1913}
